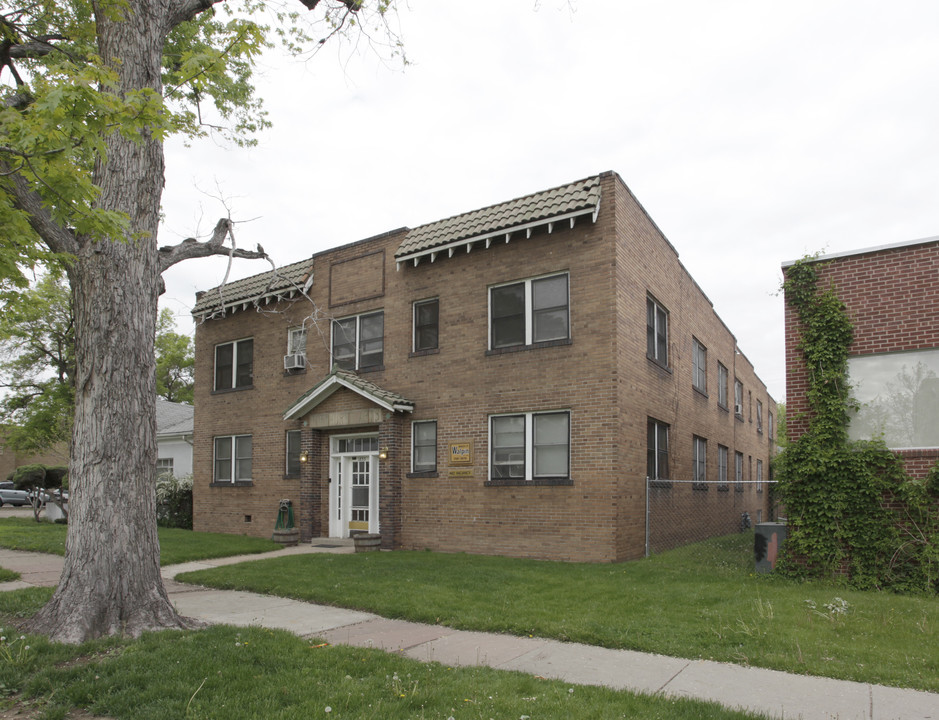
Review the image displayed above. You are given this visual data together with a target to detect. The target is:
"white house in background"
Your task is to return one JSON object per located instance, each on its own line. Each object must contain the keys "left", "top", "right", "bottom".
{"left": 156, "top": 398, "right": 194, "bottom": 478}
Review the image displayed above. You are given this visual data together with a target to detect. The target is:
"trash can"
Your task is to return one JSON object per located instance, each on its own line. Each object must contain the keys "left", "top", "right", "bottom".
{"left": 754, "top": 522, "right": 786, "bottom": 573}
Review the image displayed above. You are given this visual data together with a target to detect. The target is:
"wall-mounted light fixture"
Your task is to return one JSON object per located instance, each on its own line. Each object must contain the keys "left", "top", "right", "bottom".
{"left": 378, "top": 447, "right": 389, "bottom": 460}
{"left": 299, "top": 452, "right": 309, "bottom": 463}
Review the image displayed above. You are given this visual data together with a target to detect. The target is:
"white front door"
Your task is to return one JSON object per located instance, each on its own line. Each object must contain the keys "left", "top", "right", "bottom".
{"left": 329, "top": 435, "right": 379, "bottom": 537}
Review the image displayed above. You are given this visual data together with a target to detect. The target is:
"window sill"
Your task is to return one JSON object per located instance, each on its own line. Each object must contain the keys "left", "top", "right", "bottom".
{"left": 210, "top": 481, "right": 254, "bottom": 488}
{"left": 356, "top": 365, "right": 385, "bottom": 374}
{"left": 486, "top": 337, "right": 572, "bottom": 356}
{"left": 283, "top": 368, "right": 307, "bottom": 377}
{"left": 283, "top": 474, "right": 300, "bottom": 480}
{"left": 692, "top": 482, "right": 709, "bottom": 491}
{"left": 485, "top": 477, "right": 574, "bottom": 487}
{"left": 646, "top": 355, "right": 672, "bottom": 373}
{"left": 211, "top": 385, "right": 254, "bottom": 395}
{"left": 409, "top": 348, "right": 439, "bottom": 358}
{"left": 648, "top": 479, "right": 672, "bottom": 489}
{"left": 406, "top": 471, "right": 438, "bottom": 479}
{"left": 693, "top": 386, "right": 708, "bottom": 400}
{"left": 717, "top": 485, "right": 730, "bottom": 492}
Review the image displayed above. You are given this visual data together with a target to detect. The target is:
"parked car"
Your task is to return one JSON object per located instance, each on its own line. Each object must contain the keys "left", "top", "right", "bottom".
{"left": 29, "top": 488, "right": 69, "bottom": 504}
{"left": 0, "top": 481, "right": 31, "bottom": 507}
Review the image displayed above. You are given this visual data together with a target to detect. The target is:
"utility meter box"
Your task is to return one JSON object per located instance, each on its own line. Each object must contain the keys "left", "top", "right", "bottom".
{"left": 754, "top": 522, "right": 787, "bottom": 573}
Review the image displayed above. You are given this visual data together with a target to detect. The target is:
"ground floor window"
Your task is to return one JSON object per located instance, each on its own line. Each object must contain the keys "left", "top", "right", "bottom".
{"left": 693, "top": 436, "right": 707, "bottom": 489}
{"left": 286, "top": 429, "right": 302, "bottom": 477}
{"left": 647, "top": 418, "right": 669, "bottom": 480}
{"left": 156, "top": 457, "right": 174, "bottom": 478}
{"left": 490, "top": 411, "right": 570, "bottom": 481}
{"left": 412, "top": 420, "right": 437, "bottom": 473}
{"left": 214, "top": 435, "right": 252, "bottom": 483}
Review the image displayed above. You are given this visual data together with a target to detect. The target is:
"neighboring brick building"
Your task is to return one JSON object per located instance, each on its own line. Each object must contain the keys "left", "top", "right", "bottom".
{"left": 192, "top": 171, "right": 777, "bottom": 562}
{"left": 782, "top": 237, "right": 939, "bottom": 478}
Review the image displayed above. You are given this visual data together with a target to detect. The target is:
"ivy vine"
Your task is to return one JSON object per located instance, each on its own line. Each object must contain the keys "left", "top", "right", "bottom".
{"left": 775, "top": 257, "right": 938, "bottom": 593}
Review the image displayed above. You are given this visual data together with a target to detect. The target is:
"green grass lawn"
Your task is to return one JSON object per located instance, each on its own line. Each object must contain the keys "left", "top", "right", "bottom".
{"left": 0, "top": 618, "right": 769, "bottom": 719}
{"left": 176, "top": 533, "right": 939, "bottom": 693}
{"left": 0, "top": 567, "right": 19, "bottom": 582}
{"left": 0, "top": 517, "right": 280, "bottom": 565}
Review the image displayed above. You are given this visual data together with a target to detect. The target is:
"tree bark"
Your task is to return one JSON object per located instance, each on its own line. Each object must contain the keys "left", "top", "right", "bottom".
{"left": 26, "top": 0, "right": 198, "bottom": 642}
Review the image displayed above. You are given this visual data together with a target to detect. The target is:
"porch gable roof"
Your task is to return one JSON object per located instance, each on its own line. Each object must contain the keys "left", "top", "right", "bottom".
{"left": 283, "top": 368, "right": 415, "bottom": 420}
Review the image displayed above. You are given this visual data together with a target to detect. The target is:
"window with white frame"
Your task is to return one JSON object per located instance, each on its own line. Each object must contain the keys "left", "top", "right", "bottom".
{"left": 411, "top": 420, "right": 437, "bottom": 473}
{"left": 693, "top": 338, "right": 707, "bottom": 393}
{"left": 646, "top": 296, "right": 668, "bottom": 366}
{"left": 215, "top": 338, "right": 253, "bottom": 391}
{"left": 757, "top": 459, "right": 764, "bottom": 492}
{"left": 413, "top": 299, "right": 439, "bottom": 352}
{"left": 734, "top": 451, "right": 744, "bottom": 491}
{"left": 156, "top": 458, "right": 174, "bottom": 478}
{"left": 769, "top": 412, "right": 775, "bottom": 440}
{"left": 286, "top": 429, "right": 302, "bottom": 477}
{"left": 647, "top": 418, "right": 669, "bottom": 480}
{"left": 490, "top": 411, "right": 570, "bottom": 481}
{"left": 693, "top": 436, "right": 707, "bottom": 488}
{"left": 287, "top": 327, "right": 307, "bottom": 356}
{"left": 332, "top": 311, "right": 384, "bottom": 370}
{"left": 734, "top": 379, "right": 744, "bottom": 416}
{"left": 718, "top": 363, "right": 729, "bottom": 408}
{"left": 490, "top": 273, "right": 569, "bottom": 349}
{"left": 214, "top": 435, "right": 252, "bottom": 483}
{"left": 718, "top": 445, "right": 729, "bottom": 490}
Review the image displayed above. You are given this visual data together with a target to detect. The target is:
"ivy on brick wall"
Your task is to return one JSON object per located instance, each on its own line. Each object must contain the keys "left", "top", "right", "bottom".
{"left": 775, "top": 257, "right": 939, "bottom": 593}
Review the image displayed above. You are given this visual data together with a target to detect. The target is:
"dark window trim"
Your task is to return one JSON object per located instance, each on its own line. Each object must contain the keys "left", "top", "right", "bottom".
{"left": 210, "top": 385, "right": 255, "bottom": 396}
{"left": 485, "top": 477, "right": 574, "bottom": 487}
{"left": 209, "top": 481, "right": 254, "bottom": 488}
{"left": 409, "top": 348, "right": 440, "bottom": 359}
{"left": 406, "top": 471, "right": 439, "bottom": 479}
{"left": 486, "top": 337, "right": 572, "bottom": 357}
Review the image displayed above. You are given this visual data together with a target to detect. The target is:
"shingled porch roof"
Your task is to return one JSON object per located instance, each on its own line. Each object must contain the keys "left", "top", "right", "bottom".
{"left": 394, "top": 174, "right": 603, "bottom": 268}
{"left": 284, "top": 368, "right": 415, "bottom": 420}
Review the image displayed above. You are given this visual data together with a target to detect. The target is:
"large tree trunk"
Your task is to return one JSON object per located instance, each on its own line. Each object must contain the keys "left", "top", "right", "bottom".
{"left": 26, "top": 1, "right": 196, "bottom": 642}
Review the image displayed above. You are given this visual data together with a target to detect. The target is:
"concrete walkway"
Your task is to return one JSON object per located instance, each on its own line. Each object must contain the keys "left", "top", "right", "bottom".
{"left": 1, "top": 543, "right": 937, "bottom": 720}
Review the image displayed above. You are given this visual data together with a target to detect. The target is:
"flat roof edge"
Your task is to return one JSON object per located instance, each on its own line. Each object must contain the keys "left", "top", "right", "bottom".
{"left": 782, "top": 234, "right": 939, "bottom": 268}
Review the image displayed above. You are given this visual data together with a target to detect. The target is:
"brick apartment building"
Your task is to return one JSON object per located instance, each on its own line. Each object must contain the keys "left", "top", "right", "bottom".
{"left": 192, "top": 171, "right": 777, "bottom": 562}
{"left": 782, "top": 237, "right": 939, "bottom": 478}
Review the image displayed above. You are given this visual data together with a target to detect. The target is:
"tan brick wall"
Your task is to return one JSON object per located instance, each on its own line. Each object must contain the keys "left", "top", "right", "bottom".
{"left": 194, "top": 175, "right": 777, "bottom": 561}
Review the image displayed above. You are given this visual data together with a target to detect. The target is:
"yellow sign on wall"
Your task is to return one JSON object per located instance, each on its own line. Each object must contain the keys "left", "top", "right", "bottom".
{"left": 449, "top": 441, "right": 473, "bottom": 466}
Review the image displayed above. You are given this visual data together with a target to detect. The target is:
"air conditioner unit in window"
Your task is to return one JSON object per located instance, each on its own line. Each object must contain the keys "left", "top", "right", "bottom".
{"left": 734, "top": 403, "right": 743, "bottom": 415}
{"left": 284, "top": 353, "right": 306, "bottom": 370}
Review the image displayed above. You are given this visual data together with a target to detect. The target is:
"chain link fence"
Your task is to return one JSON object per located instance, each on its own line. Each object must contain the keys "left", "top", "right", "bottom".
{"left": 645, "top": 478, "right": 778, "bottom": 556}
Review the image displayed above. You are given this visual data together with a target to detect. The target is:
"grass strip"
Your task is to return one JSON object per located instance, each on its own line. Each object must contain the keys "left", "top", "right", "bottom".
{"left": 177, "top": 533, "right": 939, "bottom": 692}
{"left": 0, "top": 517, "right": 279, "bottom": 565}
{"left": 0, "top": 620, "right": 769, "bottom": 720}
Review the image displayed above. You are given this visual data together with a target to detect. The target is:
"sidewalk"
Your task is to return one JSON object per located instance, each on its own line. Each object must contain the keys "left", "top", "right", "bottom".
{"left": 2, "top": 544, "right": 937, "bottom": 720}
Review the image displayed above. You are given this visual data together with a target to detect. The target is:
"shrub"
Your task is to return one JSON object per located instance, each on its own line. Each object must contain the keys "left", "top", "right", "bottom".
{"left": 11, "top": 464, "right": 47, "bottom": 490}
{"left": 156, "top": 473, "right": 193, "bottom": 529}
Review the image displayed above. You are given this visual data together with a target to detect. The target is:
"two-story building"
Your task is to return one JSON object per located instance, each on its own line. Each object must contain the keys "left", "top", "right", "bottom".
{"left": 192, "top": 171, "right": 777, "bottom": 562}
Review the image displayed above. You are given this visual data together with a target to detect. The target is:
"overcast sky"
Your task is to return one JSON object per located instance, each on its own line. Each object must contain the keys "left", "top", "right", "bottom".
{"left": 159, "top": 0, "right": 939, "bottom": 402}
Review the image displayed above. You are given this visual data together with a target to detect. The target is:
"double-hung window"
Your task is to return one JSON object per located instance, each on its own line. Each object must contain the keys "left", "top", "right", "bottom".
{"left": 332, "top": 311, "right": 384, "bottom": 370}
{"left": 490, "top": 273, "right": 569, "bottom": 349}
{"left": 156, "top": 458, "right": 174, "bottom": 478}
{"left": 717, "top": 363, "right": 729, "bottom": 408}
{"left": 647, "top": 418, "right": 669, "bottom": 480}
{"left": 757, "top": 400, "right": 764, "bottom": 434}
{"left": 734, "top": 379, "right": 744, "bottom": 417}
{"left": 646, "top": 296, "right": 668, "bottom": 366}
{"left": 285, "top": 430, "right": 302, "bottom": 477}
{"left": 413, "top": 299, "right": 439, "bottom": 352}
{"left": 490, "top": 411, "right": 570, "bottom": 481}
{"left": 757, "top": 459, "right": 764, "bottom": 492}
{"left": 718, "top": 445, "right": 729, "bottom": 490}
{"left": 734, "top": 451, "right": 744, "bottom": 491}
{"left": 693, "top": 436, "right": 707, "bottom": 488}
{"left": 215, "top": 338, "right": 253, "bottom": 391}
{"left": 412, "top": 420, "right": 437, "bottom": 473}
{"left": 692, "top": 339, "right": 707, "bottom": 393}
{"left": 287, "top": 327, "right": 307, "bottom": 356}
{"left": 214, "top": 435, "right": 252, "bottom": 483}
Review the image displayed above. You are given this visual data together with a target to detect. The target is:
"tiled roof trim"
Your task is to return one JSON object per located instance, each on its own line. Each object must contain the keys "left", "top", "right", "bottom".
{"left": 284, "top": 368, "right": 414, "bottom": 420}
{"left": 395, "top": 175, "right": 602, "bottom": 261}
{"left": 191, "top": 256, "right": 314, "bottom": 317}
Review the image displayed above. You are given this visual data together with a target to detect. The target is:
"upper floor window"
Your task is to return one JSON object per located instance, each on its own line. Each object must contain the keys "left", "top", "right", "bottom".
{"left": 490, "top": 411, "right": 570, "bottom": 481}
{"left": 646, "top": 296, "right": 668, "bottom": 366}
{"left": 768, "top": 412, "right": 775, "bottom": 440}
{"left": 692, "top": 338, "right": 707, "bottom": 393}
{"left": 332, "top": 311, "right": 383, "bottom": 371}
{"left": 287, "top": 327, "right": 307, "bottom": 356}
{"left": 647, "top": 418, "right": 669, "bottom": 480}
{"left": 757, "top": 400, "right": 764, "bottom": 434}
{"left": 285, "top": 429, "right": 302, "bottom": 477}
{"left": 490, "top": 273, "right": 569, "bottom": 350}
{"left": 734, "top": 379, "right": 744, "bottom": 417}
{"left": 214, "top": 434, "right": 252, "bottom": 483}
{"left": 413, "top": 299, "right": 439, "bottom": 352}
{"left": 412, "top": 420, "right": 437, "bottom": 473}
{"left": 215, "top": 338, "right": 253, "bottom": 391}
{"left": 717, "top": 363, "right": 729, "bottom": 408}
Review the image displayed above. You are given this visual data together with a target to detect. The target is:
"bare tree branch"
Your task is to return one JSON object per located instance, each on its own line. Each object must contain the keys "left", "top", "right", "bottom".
{"left": 157, "top": 217, "right": 268, "bottom": 273}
